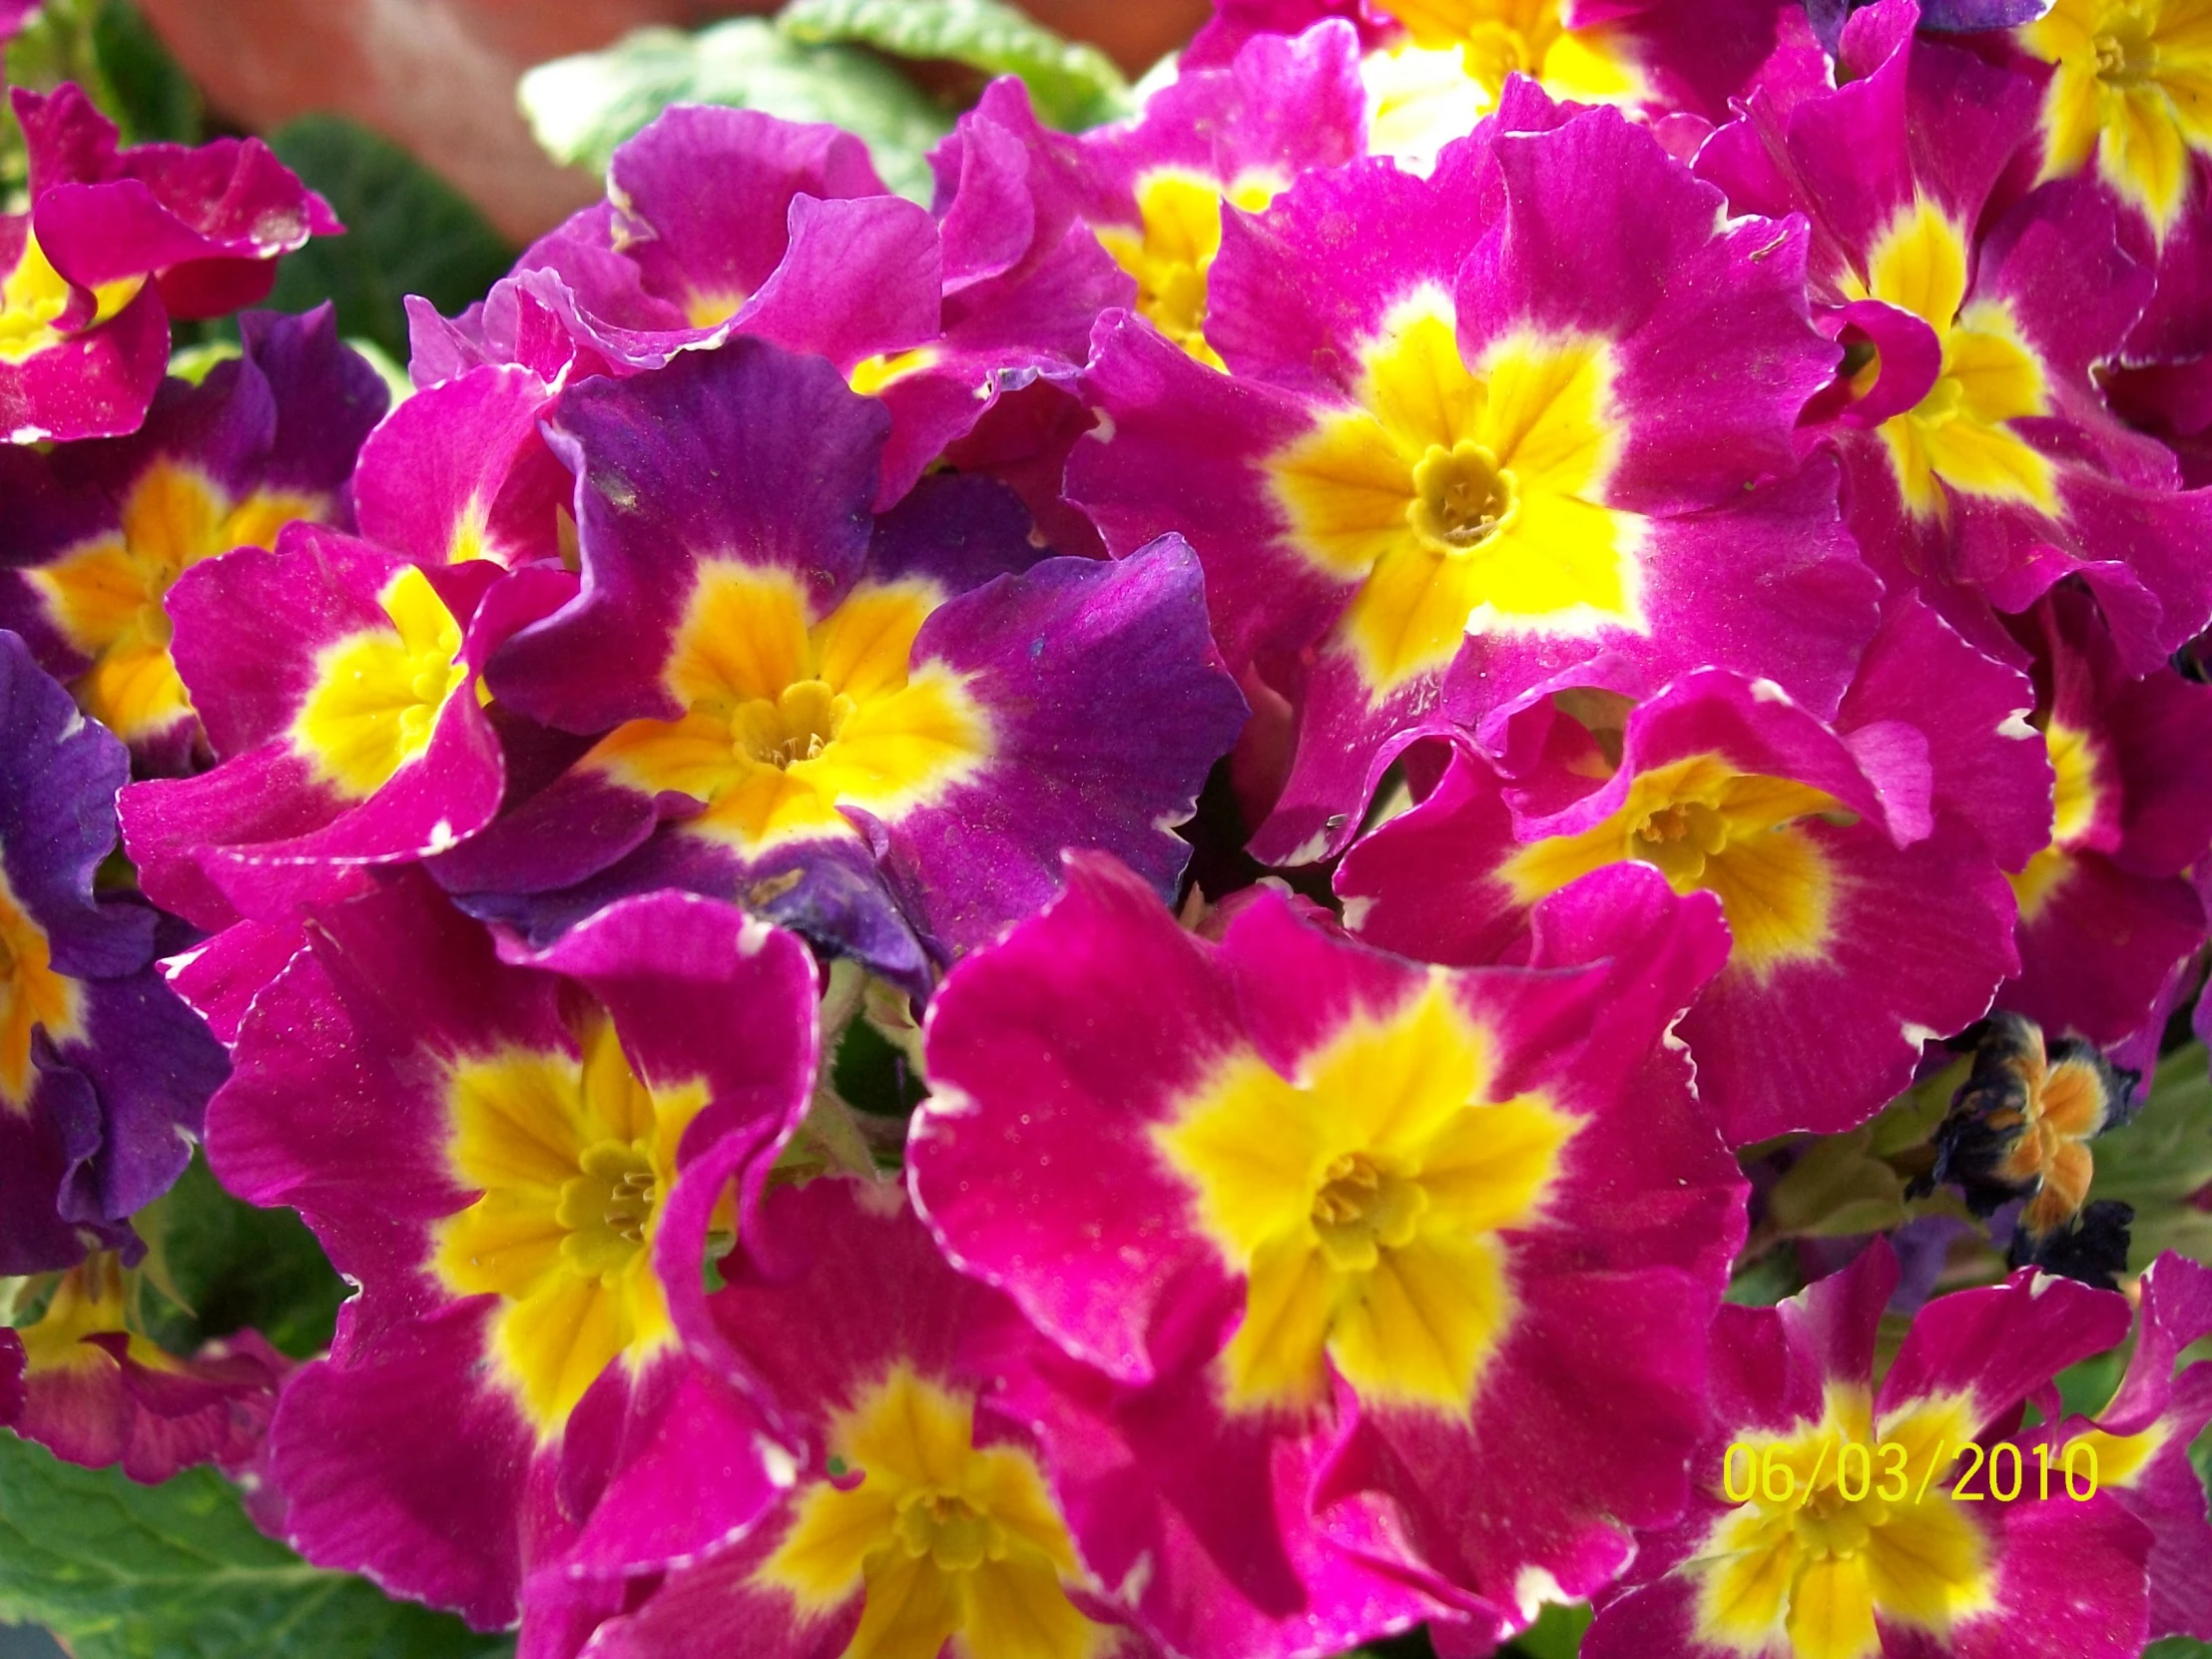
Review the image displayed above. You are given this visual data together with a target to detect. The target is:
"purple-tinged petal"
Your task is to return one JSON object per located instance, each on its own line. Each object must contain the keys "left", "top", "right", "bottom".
{"left": 491, "top": 339, "right": 884, "bottom": 732}
{"left": 52, "top": 963, "right": 230, "bottom": 1224}
{"left": 873, "top": 538, "right": 1246, "bottom": 957}
{"left": 1, "top": 308, "right": 385, "bottom": 765}
{"left": 235, "top": 306, "right": 388, "bottom": 500}
{"left": 0, "top": 631, "right": 220, "bottom": 1268}
{"left": 600, "top": 106, "right": 885, "bottom": 328}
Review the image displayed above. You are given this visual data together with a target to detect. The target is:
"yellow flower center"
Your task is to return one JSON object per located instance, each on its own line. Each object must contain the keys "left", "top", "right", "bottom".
{"left": 733, "top": 678, "right": 855, "bottom": 770}
{"left": 588, "top": 566, "right": 990, "bottom": 853}
{"left": 28, "top": 461, "right": 326, "bottom": 742}
{"left": 1271, "top": 296, "right": 1642, "bottom": 693}
{"left": 15, "top": 1252, "right": 175, "bottom": 1378}
{"left": 1691, "top": 1389, "right": 1993, "bottom": 1659}
{"left": 1368, "top": 0, "right": 1646, "bottom": 107}
{"left": 291, "top": 565, "right": 471, "bottom": 799}
{"left": 1154, "top": 977, "right": 1574, "bottom": 1412}
{"left": 1096, "top": 171, "right": 1279, "bottom": 370}
{"left": 1504, "top": 752, "right": 1841, "bottom": 976}
{"left": 0, "top": 866, "right": 81, "bottom": 1115}
{"left": 0, "top": 232, "right": 145, "bottom": 369}
{"left": 1407, "top": 438, "right": 1518, "bottom": 550}
{"left": 2095, "top": 11, "right": 2160, "bottom": 82}
{"left": 1844, "top": 200, "right": 2057, "bottom": 520}
{"left": 430, "top": 1012, "right": 710, "bottom": 1435}
{"left": 757, "top": 1364, "right": 1108, "bottom": 1659}
{"left": 2023, "top": 0, "right": 2212, "bottom": 236}
{"left": 1309, "top": 1150, "right": 1431, "bottom": 1271}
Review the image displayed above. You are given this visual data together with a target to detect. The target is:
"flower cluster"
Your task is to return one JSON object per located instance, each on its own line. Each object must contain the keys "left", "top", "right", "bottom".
{"left": 8, "top": 2, "right": 2212, "bottom": 1657}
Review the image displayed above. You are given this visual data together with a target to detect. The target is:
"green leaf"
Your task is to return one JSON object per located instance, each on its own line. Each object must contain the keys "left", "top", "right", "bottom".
{"left": 166, "top": 339, "right": 242, "bottom": 384}
{"left": 1507, "top": 1601, "right": 1593, "bottom": 1658}
{"left": 776, "top": 0, "right": 1131, "bottom": 129}
{"left": 830, "top": 1012, "right": 927, "bottom": 1119}
{"left": 136, "top": 1154, "right": 346, "bottom": 1362}
{"left": 0, "top": 1434, "right": 509, "bottom": 1658}
{"left": 255, "top": 116, "right": 515, "bottom": 362}
{"left": 1724, "top": 1246, "right": 1801, "bottom": 1308}
{"left": 2090, "top": 1046, "right": 2212, "bottom": 1271}
{"left": 1764, "top": 1127, "right": 1909, "bottom": 1240}
{"left": 2052, "top": 1347, "right": 2128, "bottom": 1419}
{"left": 518, "top": 19, "right": 953, "bottom": 204}
{"left": 91, "top": 0, "right": 199, "bottom": 144}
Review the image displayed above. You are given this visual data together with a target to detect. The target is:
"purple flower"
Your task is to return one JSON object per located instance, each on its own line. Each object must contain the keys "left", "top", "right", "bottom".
{"left": 0, "top": 306, "right": 388, "bottom": 771}
{"left": 436, "top": 337, "right": 1246, "bottom": 993}
{"left": 0, "top": 628, "right": 227, "bottom": 1274}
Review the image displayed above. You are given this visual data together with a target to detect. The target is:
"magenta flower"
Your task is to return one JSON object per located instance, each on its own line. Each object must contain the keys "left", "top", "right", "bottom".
{"left": 117, "top": 524, "right": 512, "bottom": 936}
{"left": 1584, "top": 1239, "right": 2151, "bottom": 1659}
{"left": 1999, "top": 587, "right": 2212, "bottom": 1044}
{"left": 2042, "top": 1250, "right": 2212, "bottom": 1644}
{"left": 1, "top": 1250, "right": 288, "bottom": 1486}
{"left": 909, "top": 852, "right": 1746, "bottom": 1652}
{"left": 471, "top": 102, "right": 1126, "bottom": 510}
{"left": 1700, "top": 0, "right": 2212, "bottom": 674}
{"left": 557, "top": 1177, "right": 1158, "bottom": 1659}
{"left": 2012, "top": 0, "right": 2212, "bottom": 377}
{"left": 0, "top": 306, "right": 388, "bottom": 771}
{"left": 350, "top": 360, "right": 575, "bottom": 571}
{"left": 0, "top": 629, "right": 228, "bottom": 1274}
{"left": 204, "top": 870, "right": 818, "bottom": 1628}
{"left": 1071, "top": 92, "right": 1874, "bottom": 863}
{"left": 1189, "top": 0, "right": 1799, "bottom": 173}
{"left": 939, "top": 23, "right": 1367, "bottom": 373}
{"left": 0, "top": 85, "right": 340, "bottom": 444}
{"left": 1338, "top": 595, "right": 2040, "bottom": 1141}
{"left": 435, "top": 337, "right": 1245, "bottom": 993}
